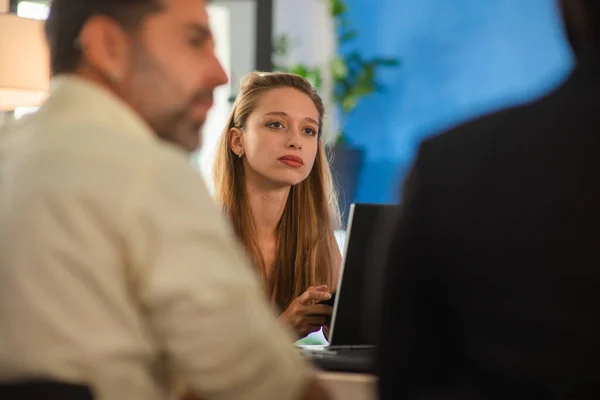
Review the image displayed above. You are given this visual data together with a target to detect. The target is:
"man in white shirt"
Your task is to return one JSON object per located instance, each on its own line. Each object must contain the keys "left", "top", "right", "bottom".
{"left": 0, "top": 0, "right": 330, "bottom": 399}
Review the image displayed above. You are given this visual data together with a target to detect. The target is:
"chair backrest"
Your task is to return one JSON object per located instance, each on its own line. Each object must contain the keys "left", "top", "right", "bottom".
{"left": 0, "top": 380, "right": 93, "bottom": 400}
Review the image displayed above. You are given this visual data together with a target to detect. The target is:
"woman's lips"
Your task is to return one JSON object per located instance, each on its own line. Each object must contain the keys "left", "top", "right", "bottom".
{"left": 278, "top": 155, "right": 304, "bottom": 168}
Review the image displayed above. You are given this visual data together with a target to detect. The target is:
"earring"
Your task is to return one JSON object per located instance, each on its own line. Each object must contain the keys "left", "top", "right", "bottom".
{"left": 237, "top": 150, "right": 243, "bottom": 158}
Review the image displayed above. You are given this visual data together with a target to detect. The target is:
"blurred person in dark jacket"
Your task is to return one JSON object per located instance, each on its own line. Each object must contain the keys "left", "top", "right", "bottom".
{"left": 378, "top": 0, "right": 600, "bottom": 399}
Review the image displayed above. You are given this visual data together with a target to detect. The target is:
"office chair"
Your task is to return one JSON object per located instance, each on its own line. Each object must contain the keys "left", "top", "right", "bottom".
{"left": 0, "top": 380, "right": 93, "bottom": 400}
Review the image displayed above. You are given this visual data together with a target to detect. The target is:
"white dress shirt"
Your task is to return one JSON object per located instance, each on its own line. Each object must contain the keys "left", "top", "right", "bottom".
{"left": 0, "top": 76, "right": 309, "bottom": 400}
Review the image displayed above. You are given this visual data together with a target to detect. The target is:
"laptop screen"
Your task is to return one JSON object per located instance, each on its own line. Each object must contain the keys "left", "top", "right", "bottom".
{"left": 328, "top": 203, "right": 400, "bottom": 347}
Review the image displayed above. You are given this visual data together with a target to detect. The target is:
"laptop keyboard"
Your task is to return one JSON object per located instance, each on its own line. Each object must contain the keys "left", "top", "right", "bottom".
{"left": 300, "top": 347, "right": 377, "bottom": 374}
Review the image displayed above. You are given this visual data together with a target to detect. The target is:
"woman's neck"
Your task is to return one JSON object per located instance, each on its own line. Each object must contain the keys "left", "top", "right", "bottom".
{"left": 245, "top": 179, "right": 291, "bottom": 241}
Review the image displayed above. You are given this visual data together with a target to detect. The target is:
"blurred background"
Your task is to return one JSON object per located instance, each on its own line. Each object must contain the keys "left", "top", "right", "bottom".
{"left": 1, "top": 0, "right": 574, "bottom": 229}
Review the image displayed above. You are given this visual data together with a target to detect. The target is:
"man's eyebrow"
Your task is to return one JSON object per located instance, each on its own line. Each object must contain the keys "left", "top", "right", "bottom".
{"left": 186, "top": 23, "right": 213, "bottom": 39}
{"left": 264, "top": 111, "right": 319, "bottom": 126}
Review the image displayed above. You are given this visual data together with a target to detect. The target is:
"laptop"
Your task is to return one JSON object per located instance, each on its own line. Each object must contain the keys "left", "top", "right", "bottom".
{"left": 298, "top": 203, "right": 400, "bottom": 374}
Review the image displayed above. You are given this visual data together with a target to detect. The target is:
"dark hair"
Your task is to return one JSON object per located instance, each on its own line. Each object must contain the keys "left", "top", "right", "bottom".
{"left": 45, "top": 0, "right": 163, "bottom": 76}
{"left": 585, "top": 0, "right": 600, "bottom": 43}
{"left": 575, "top": 0, "right": 600, "bottom": 49}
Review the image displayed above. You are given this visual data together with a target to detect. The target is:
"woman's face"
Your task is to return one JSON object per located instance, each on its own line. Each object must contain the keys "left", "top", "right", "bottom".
{"left": 232, "top": 87, "right": 320, "bottom": 188}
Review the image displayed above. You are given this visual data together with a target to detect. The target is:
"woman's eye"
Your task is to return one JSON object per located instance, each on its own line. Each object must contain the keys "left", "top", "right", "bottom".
{"left": 304, "top": 127, "right": 317, "bottom": 136}
{"left": 267, "top": 121, "right": 284, "bottom": 129}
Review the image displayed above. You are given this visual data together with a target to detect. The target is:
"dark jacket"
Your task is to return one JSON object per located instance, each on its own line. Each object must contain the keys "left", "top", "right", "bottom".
{"left": 378, "top": 60, "right": 600, "bottom": 400}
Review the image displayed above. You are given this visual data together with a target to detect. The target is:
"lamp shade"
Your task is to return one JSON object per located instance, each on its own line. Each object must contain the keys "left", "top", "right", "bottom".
{"left": 0, "top": 13, "right": 49, "bottom": 111}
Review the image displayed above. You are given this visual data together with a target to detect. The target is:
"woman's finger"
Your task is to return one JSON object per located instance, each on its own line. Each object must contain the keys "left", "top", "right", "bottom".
{"left": 304, "top": 304, "right": 333, "bottom": 316}
{"left": 301, "top": 285, "right": 328, "bottom": 300}
{"left": 301, "top": 290, "right": 332, "bottom": 305}
{"left": 306, "top": 285, "right": 328, "bottom": 291}
{"left": 305, "top": 315, "right": 327, "bottom": 326}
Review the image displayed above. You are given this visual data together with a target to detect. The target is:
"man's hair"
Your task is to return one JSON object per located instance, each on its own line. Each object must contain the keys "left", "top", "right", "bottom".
{"left": 45, "top": 0, "right": 164, "bottom": 76}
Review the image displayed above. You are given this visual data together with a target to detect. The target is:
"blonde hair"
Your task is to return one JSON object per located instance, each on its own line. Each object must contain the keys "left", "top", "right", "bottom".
{"left": 213, "top": 71, "right": 340, "bottom": 311}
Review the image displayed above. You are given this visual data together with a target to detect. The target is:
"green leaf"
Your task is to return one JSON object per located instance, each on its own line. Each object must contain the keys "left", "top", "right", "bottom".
{"left": 344, "top": 52, "right": 363, "bottom": 67}
{"left": 289, "top": 64, "right": 309, "bottom": 78}
{"left": 302, "top": 67, "right": 321, "bottom": 89}
{"left": 331, "top": 56, "right": 348, "bottom": 80}
{"left": 313, "top": 0, "right": 402, "bottom": 131}
{"left": 329, "top": 0, "right": 347, "bottom": 17}
{"left": 308, "top": 68, "right": 323, "bottom": 89}
{"left": 372, "top": 57, "right": 400, "bottom": 67}
{"left": 361, "top": 64, "right": 376, "bottom": 81}
{"left": 341, "top": 95, "right": 358, "bottom": 113}
{"left": 338, "top": 17, "right": 352, "bottom": 31}
{"left": 351, "top": 80, "right": 375, "bottom": 98}
{"left": 339, "top": 30, "right": 357, "bottom": 44}
{"left": 272, "top": 34, "right": 291, "bottom": 57}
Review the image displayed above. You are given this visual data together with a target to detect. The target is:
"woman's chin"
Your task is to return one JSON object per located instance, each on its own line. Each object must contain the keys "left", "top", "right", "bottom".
{"left": 266, "top": 172, "right": 309, "bottom": 188}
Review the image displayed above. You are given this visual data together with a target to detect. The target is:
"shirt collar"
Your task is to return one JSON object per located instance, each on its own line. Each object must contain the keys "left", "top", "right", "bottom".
{"left": 45, "top": 74, "right": 156, "bottom": 142}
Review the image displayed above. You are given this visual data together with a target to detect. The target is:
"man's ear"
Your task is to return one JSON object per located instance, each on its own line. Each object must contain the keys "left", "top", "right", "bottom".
{"left": 229, "top": 127, "right": 244, "bottom": 157}
{"left": 78, "top": 16, "right": 130, "bottom": 83}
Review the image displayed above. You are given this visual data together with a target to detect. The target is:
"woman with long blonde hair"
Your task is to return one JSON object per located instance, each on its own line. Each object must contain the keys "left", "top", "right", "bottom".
{"left": 212, "top": 72, "right": 342, "bottom": 339}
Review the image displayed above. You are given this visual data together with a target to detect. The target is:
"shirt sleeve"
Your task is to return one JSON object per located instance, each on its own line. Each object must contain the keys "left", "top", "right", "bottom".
{"left": 125, "top": 150, "right": 311, "bottom": 400}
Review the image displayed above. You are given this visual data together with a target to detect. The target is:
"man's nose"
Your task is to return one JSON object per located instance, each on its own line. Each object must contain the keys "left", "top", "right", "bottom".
{"left": 210, "top": 53, "right": 229, "bottom": 87}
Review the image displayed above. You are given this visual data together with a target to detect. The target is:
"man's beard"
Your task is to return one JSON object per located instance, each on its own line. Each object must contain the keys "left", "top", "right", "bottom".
{"left": 153, "top": 107, "right": 206, "bottom": 152}
{"left": 126, "top": 44, "right": 212, "bottom": 152}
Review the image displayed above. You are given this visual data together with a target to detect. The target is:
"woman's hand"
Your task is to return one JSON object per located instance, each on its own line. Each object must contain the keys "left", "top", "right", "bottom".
{"left": 279, "top": 285, "right": 334, "bottom": 339}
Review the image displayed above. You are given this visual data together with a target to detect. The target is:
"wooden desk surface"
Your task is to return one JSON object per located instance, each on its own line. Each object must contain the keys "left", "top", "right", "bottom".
{"left": 316, "top": 371, "right": 377, "bottom": 400}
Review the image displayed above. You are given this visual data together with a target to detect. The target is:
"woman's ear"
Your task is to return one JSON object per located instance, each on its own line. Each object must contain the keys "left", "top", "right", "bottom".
{"left": 229, "top": 127, "right": 244, "bottom": 157}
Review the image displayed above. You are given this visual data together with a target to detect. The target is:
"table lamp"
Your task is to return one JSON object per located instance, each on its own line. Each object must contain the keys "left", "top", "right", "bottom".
{"left": 0, "top": 11, "right": 49, "bottom": 111}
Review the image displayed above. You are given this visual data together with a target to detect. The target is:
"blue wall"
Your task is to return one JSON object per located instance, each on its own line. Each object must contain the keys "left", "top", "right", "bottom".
{"left": 340, "top": 0, "right": 574, "bottom": 203}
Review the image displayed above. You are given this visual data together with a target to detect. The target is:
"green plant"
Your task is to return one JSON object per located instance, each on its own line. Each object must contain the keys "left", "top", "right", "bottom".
{"left": 273, "top": 0, "right": 400, "bottom": 146}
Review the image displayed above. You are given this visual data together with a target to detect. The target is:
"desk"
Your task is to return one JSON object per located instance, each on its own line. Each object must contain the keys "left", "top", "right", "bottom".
{"left": 316, "top": 371, "right": 377, "bottom": 400}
